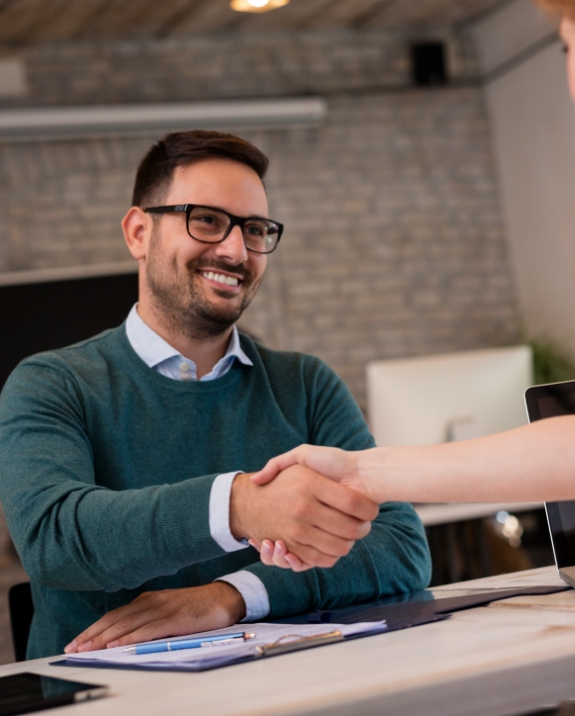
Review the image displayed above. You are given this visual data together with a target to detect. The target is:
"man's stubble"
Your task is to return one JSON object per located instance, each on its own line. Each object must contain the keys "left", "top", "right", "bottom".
{"left": 145, "top": 225, "right": 262, "bottom": 340}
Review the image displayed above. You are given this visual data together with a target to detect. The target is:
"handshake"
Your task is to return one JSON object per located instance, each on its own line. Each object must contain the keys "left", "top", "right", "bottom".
{"left": 230, "top": 445, "right": 380, "bottom": 572}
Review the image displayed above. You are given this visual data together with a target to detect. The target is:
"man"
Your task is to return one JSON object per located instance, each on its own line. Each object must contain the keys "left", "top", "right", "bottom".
{"left": 0, "top": 130, "right": 430, "bottom": 659}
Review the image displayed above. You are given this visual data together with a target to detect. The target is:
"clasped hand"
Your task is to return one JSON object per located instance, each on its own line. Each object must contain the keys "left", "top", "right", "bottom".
{"left": 248, "top": 446, "right": 375, "bottom": 571}
{"left": 230, "top": 463, "right": 378, "bottom": 571}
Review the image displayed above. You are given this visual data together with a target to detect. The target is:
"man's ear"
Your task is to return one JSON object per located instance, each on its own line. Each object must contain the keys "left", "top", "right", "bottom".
{"left": 122, "top": 206, "right": 151, "bottom": 260}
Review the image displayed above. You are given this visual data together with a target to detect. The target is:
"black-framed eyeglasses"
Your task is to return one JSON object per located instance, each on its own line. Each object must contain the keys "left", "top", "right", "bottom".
{"left": 144, "top": 204, "right": 283, "bottom": 254}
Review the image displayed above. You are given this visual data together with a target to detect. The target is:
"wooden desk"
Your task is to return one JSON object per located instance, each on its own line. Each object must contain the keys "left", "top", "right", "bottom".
{"left": 5, "top": 566, "right": 575, "bottom": 716}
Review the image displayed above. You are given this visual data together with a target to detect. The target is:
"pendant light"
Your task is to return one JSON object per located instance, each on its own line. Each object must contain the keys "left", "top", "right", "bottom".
{"left": 230, "top": 0, "right": 289, "bottom": 13}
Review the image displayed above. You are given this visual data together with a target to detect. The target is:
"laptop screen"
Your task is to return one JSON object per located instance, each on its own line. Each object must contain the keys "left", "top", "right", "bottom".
{"left": 525, "top": 381, "right": 575, "bottom": 570}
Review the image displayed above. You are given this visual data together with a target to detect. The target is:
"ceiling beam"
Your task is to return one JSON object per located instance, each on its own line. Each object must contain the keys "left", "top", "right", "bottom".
{"left": 154, "top": 0, "right": 211, "bottom": 38}
{"left": 351, "top": 0, "right": 398, "bottom": 29}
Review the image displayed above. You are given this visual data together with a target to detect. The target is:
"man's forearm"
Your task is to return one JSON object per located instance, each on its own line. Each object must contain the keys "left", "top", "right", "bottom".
{"left": 6, "top": 475, "right": 225, "bottom": 592}
{"left": 359, "top": 415, "right": 575, "bottom": 504}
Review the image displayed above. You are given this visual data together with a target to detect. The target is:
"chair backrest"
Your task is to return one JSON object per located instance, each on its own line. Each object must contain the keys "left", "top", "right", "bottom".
{"left": 8, "top": 582, "right": 34, "bottom": 662}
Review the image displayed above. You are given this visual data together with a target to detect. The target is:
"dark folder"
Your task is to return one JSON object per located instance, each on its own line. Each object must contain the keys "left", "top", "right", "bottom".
{"left": 276, "top": 584, "right": 568, "bottom": 629}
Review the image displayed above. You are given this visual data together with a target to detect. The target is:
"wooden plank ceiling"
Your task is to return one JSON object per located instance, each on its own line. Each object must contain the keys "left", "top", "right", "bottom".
{"left": 0, "top": 0, "right": 504, "bottom": 44}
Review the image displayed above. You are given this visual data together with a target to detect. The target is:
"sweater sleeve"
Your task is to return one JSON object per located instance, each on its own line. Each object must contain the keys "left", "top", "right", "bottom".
{"left": 0, "top": 360, "right": 227, "bottom": 592}
{"left": 241, "top": 357, "right": 432, "bottom": 616}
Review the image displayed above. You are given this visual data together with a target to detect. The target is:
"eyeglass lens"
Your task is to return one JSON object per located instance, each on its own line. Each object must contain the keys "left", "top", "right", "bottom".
{"left": 187, "top": 206, "right": 279, "bottom": 253}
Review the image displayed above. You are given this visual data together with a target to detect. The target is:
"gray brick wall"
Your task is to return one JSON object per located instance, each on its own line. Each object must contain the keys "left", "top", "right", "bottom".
{"left": 250, "top": 89, "right": 518, "bottom": 405}
{"left": 0, "top": 29, "right": 519, "bottom": 410}
{"left": 0, "top": 29, "right": 478, "bottom": 108}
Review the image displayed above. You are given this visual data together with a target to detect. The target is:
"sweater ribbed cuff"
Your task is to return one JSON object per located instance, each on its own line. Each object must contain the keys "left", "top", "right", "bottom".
{"left": 243, "top": 562, "right": 317, "bottom": 619}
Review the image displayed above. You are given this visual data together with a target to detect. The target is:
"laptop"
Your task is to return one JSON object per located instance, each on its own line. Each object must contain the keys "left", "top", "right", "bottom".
{"left": 525, "top": 380, "right": 575, "bottom": 588}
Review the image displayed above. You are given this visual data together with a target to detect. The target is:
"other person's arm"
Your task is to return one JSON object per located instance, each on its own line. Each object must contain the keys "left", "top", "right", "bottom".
{"left": 251, "top": 416, "right": 575, "bottom": 568}
{"left": 253, "top": 416, "right": 575, "bottom": 505}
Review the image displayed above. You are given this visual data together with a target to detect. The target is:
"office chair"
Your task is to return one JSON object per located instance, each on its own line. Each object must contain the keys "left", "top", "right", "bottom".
{"left": 8, "top": 582, "right": 34, "bottom": 662}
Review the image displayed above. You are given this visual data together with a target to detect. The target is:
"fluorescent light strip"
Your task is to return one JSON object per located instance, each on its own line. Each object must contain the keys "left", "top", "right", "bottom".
{"left": 0, "top": 97, "right": 327, "bottom": 141}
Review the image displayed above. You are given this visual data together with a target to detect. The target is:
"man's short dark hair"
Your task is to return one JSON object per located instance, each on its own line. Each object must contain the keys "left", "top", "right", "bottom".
{"left": 132, "top": 130, "right": 270, "bottom": 207}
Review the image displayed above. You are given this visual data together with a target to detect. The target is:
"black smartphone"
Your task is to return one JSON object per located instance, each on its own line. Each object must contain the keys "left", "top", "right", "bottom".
{"left": 0, "top": 672, "right": 108, "bottom": 715}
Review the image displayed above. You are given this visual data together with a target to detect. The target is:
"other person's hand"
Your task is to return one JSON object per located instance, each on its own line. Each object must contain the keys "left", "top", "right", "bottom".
{"left": 63, "top": 582, "right": 245, "bottom": 653}
{"left": 251, "top": 445, "right": 377, "bottom": 497}
{"left": 231, "top": 464, "right": 378, "bottom": 572}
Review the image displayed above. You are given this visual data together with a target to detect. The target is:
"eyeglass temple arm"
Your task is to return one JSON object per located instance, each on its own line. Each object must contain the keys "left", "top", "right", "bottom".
{"left": 144, "top": 205, "right": 188, "bottom": 214}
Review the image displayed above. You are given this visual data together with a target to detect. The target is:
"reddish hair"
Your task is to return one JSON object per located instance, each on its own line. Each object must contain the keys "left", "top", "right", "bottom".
{"left": 532, "top": 0, "right": 575, "bottom": 20}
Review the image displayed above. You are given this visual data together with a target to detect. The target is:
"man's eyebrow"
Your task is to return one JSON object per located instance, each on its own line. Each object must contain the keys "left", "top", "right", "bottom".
{"left": 202, "top": 204, "right": 270, "bottom": 221}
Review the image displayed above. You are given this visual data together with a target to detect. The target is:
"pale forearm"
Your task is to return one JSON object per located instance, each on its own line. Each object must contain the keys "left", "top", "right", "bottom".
{"left": 357, "top": 416, "right": 575, "bottom": 504}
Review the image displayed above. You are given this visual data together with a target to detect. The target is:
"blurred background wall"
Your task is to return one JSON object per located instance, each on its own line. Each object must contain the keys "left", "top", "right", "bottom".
{"left": 0, "top": 0, "right": 530, "bottom": 410}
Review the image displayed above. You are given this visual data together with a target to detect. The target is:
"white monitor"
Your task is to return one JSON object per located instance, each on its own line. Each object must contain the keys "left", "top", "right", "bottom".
{"left": 366, "top": 346, "right": 533, "bottom": 446}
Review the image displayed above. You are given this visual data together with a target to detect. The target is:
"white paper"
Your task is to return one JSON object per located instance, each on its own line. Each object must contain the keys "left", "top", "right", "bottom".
{"left": 64, "top": 621, "right": 387, "bottom": 671}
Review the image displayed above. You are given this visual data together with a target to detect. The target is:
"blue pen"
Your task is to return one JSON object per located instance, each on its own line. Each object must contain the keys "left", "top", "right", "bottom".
{"left": 122, "top": 632, "right": 256, "bottom": 655}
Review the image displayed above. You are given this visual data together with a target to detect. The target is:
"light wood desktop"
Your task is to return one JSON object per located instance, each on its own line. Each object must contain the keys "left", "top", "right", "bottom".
{"left": 4, "top": 566, "right": 575, "bottom": 716}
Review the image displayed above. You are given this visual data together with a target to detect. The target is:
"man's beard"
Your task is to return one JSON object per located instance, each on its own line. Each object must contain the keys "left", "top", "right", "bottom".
{"left": 146, "top": 229, "right": 261, "bottom": 340}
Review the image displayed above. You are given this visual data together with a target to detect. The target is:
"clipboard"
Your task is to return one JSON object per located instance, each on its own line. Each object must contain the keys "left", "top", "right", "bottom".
{"left": 53, "top": 613, "right": 447, "bottom": 673}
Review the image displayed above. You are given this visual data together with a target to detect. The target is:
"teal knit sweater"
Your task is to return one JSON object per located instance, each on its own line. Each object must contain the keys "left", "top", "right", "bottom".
{"left": 0, "top": 326, "right": 431, "bottom": 659}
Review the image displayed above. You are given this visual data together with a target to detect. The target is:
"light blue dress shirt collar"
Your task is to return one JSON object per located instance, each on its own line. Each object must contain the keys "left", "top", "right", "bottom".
{"left": 125, "top": 304, "right": 253, "bottom": 381}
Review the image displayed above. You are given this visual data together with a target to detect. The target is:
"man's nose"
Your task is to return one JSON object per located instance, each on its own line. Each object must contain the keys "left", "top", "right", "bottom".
{"left": 213, "top": 224, "right": 248, "bottom": 264}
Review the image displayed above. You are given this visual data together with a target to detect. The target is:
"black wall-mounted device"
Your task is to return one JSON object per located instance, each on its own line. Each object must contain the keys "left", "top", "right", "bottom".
{"left": 411, "top": 42, "right": 447, "bottom": 86}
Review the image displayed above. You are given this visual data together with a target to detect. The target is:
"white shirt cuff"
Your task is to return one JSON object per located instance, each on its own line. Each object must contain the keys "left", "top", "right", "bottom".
{"left": 209, "top": 472, "right": 248, "bottom": 553}
{"left": 217, "top": 571, "right": 271, "bottom": 622}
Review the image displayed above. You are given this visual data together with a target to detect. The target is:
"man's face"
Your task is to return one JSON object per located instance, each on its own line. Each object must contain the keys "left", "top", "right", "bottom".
{"left": 561, "top": 17, "right": 575, "bottom": 104}
{"left": 143, "top": 158, "right": 269, "bottom": 339}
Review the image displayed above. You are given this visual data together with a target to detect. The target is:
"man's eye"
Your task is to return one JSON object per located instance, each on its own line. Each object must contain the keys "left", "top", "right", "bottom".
{"left": 245, "top": 223, "right": 265, "bottom": 236}
{"left": 563, "top": 43, "right": 569, "bottom": 54}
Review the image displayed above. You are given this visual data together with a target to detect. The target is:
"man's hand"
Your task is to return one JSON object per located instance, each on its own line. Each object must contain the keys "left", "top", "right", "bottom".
{"left": 63, "top": 582, "right": 246, "bottom": 653}
{"left": 247, "top": 447, "right": 381, "bottom": 571}
{"left": 231, "top": 464, "right": 379, "bottom": 571}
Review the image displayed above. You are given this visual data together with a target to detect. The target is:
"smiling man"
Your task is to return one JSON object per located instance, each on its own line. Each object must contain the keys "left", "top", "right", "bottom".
{"left": 0, "top": 131, "right": 430, "bottom": 659}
